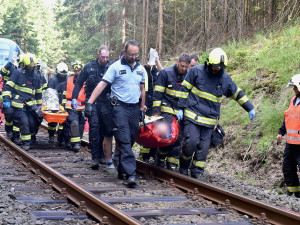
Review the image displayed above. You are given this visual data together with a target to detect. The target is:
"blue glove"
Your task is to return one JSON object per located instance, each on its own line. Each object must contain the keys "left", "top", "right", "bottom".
{"left": 3, "top": 101, "right": 10, "bottom": 109}
{"left": 176, "top": 109, "right": 183, "bottom": 120}
{"left": 249, "top": 109, "right": 255, "bottom": 120}
{"left": 71, "top": 99, "right": 78, "bottom": 109}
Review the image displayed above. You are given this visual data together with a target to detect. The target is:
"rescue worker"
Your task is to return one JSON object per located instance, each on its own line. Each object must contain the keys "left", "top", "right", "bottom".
{"left": 64, "top": 61, "right": 85, "bottom": 152}
{"left": 178, "top": 48, "right": 255, "bottom": 178}
{"left": 2, "top": 53, "right": 43, "bottom": 151}
{"left": 72, "top": 45, "right": 110, "bottom": 169}
{"left": 47, "top": 62, "right": 69, "bottom": 146}
{"left": 87, "top": 40, "right": 147, "bottom": 187}
{"left": 276, "top": 74, "right": 300, "bottom": 198}
{"left": 153, "top": 53, "right": 190, "bottom": 171}
{"left": 0, "top": 54, "right": 24, "bottom": 143}
{"left": 189, "top": 54, "right": 199, "bottom": 69}
{"left": 140, "top": 49, "right": 163, "bottom": 163}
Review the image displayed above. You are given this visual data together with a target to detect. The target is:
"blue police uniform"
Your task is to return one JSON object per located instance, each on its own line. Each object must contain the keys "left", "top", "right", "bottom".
{"left": 0, "top": 62, "right": 20, "bottom": 142}
{"left": 153, "top": 64, "right": 187, "bottom": 170}
{"left": 178, "top": 64, "right": 254, "bottom": 177}
{"left": 47, "top": 74, "right": 68, "bottom": 141}
{"left": 102, "top": 57, "right": 146, "bottom": 179}
{"left": 72, "top": 58, "right": 113, "bottom": 162}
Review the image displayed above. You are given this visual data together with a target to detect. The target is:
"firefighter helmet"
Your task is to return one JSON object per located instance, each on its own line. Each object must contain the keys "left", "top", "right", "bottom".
{"left": 22, "top": 53, "right": 37, "bottom": 66}
{"left": 207, "top": 48, "right": 228, "bottom": 68}
{"left": 288, "top": 74, "right": 300, "bottom": 91}
{"left": 56, "top": 62, "right": 68, "bottom": 74}
{"left": 72, "top": 61, "right": 84, "bottom": 71}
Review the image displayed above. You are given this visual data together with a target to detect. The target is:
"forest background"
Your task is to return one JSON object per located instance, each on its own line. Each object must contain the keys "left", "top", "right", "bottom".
{"left": 0, "top": 0, "right": 300, "bottom": 189}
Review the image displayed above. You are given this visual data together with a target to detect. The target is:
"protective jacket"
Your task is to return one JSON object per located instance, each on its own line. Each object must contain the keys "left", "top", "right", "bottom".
{"left": 72, "top": 58, "right": 113, "bottom": 103}
{"left": 144, "top": 65, "right": 158, "bottom": 94}
{"left": 65, "top": 75, "right": 86, "bottom": 111}
{"left": 153, "top": 64, "right": 188, "bottom": 116}
{"left": 0, "top": 62, "right": 16, "bottom": 84}
{"left": 284, "top": 96, "right": 300, "bottom": 145}
{"left": 178, "top": 64, "right": 254, "bottom": 128}
{"left": 48, "top": 74, "right": 68, "bottom": 90}
{"left": 2, "top": 68, "right": 42, "bottom": 109}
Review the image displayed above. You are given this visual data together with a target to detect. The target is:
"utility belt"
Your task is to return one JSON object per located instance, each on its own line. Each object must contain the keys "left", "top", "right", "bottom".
{"left": 110, "top": 96, "right": 139, "bottom": 107}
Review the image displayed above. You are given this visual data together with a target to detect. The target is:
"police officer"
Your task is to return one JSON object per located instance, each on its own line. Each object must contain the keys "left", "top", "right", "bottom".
{"left": 87, "top": 40, "right": 147, "bottom": 187}
{"left": 139, "top": 49, "right": 163, "bottom": 163}
{"left": 2, "top": 53, "right": 43, "bottom": 151}
{"left": 153, "top": 53, "right": 190, "bottom": 171}
{"left": 64, "top": 61, "right": 85, "bottom": 152}
{"left": 0, "top": 54, "right": 24, "bottom": 143}
{"left": 47, "top": 62, "right": 69, "bottom": 146}
{"left": 72, "top": 45, "right": 111, "bottom": 169}
{"left": 277, "top": 74, "right": 300, "bottom": 198}
{"left": 178, "top": 48, "right": 255, "bottom": 178}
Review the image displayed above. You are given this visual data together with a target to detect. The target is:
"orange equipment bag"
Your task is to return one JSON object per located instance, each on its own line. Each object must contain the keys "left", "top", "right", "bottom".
{"left": 136, "top": 116, "right": 180, "bottom": 148}
{"left": 42, "top": 105, "right": 69, "bottom": 123}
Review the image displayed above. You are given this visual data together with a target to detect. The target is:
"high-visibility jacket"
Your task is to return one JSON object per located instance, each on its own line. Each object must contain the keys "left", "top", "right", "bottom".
{"left": 153, "top": 64, "right": 188, "bottom": 116}
{"left": 0, "top": 62, "right": 16, "bottom": 85}
{"left": 2, "top": 68, "right": 42, "bottom": 108}
{"left": 178, "top": 64, "right": 254, "bottom": 128}
{"left": 284, "top": 96, "right": 300, "bottom": 145}
{"left": 65, "top": 75, "right": 86, "bottom": 111}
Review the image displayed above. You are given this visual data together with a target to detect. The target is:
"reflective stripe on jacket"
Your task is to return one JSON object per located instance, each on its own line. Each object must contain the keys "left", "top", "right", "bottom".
{"left": 153, "top": 64, "right": 187, "bottom": 115}
{"left": 285, "top": 96, "right": 300, "bottom": 145}
{"left": 178, "top": 64, "right": 254, "bottom": 128}
{"left": 65, "top": 75, "right": 86, "bottom": 111}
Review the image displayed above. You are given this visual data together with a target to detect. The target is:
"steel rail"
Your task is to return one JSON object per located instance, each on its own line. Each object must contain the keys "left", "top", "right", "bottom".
{"left": 0, "top": 134, "right": 141, "bottom": 225}
{"left": 136, "top": 161, "right": 300, "bottom": 225}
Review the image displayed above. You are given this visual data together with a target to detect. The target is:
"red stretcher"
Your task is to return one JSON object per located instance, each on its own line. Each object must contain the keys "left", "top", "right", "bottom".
{"left": 136, "top": 116, "right": 180, "bottom": 148}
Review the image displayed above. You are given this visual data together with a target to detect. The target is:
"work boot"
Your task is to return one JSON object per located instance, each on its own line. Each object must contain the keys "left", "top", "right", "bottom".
{"left": 191, "top": 172, "right": 203, "bottom": 179}
{"left": 156, "top": 159, "right": 165, "bottom": 168}
{"left": 99, "top": 157, "right": 106, "bottom": 165}
{"left": 166, "top": 162, "right": 178, "bottom": 172}
{"left": 49, "top": 136, "right": 54, "bottom": 144}
{"left": 58, "top": 140, "right": 64, "bottom": 147}
{"left": 179, "top": 167, "right": 188, "bottom": 175}
{"left": 7, "top": 132, "right": 13, "bottom": 139}
{"left": 124, "top": 175, "right": 136, "bottom": 188}
{"left": 90, "top": 158, "right": 99, "bottom": 170}
{"left": 295, "top": 192, "right": 300, "bottom": 198}
{"left": 65, "top": 141, "right": 71, "bottom": 149}
{"left": 106, "top": 162, "right": 115, "bottom": 169}
{"left": 12, "top": 137, "right": 22, "bottom": 145}
{"left": 72, "top": 143, "right": 80, "bottom": 152}
{"left": 31, "top": 136, "right": 36, "bottom": 145}
{"left": 23, "top": 144, "right": 30, "bottom": 151}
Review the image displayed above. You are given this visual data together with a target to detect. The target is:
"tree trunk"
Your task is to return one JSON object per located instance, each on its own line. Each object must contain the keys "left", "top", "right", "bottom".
{"left": 142, "top": 0, "right": 149, "bottom": 65}
{"left": 133, "top": 0, "right": 137, "bottom": 40}
{"left": 269, "top": 0, "right": 276, "bottom": 25}
{"left": 157, "top": 0, "right": 163, "bottom": 55}
{"left": 201, "top": 0, "right": 206, "bottom": 52}
{"left": 121, "top": 0, "right": 127, "bottom": 47}
{"left": 237, "top": 0, "right": 243, "bottom": 40}
{"left": 174, "top": 0, "right": 177, "bottom": 53}
{"left": 224, "top": 0, "right": 229, "bottom": 34}
{"left": 208, "top": 0, "right": 212, "bottom": 47}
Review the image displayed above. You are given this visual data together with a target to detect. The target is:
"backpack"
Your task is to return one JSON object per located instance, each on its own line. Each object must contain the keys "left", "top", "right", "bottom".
{"left": 211, "top": 124, "right": 225, "bottom": 147}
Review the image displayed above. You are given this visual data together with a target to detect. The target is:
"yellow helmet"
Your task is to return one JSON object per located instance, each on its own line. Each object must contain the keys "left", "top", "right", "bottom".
{"left": 72, "top": 61, "right": 84, "bottom": 71}
{"left": 207, "top": 48, "right": 228, "bottom": 68}
{"left": 22, "top": 53, "right": 37, "bottom": 66}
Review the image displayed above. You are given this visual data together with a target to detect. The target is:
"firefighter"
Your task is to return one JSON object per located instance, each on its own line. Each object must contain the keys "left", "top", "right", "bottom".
{"left": 2, "top": 53, "right": 43, "bottom": 151}
{"left": 0, "top": 54, "right": 24, "bottom": 144}
{"left": 277, "top": 74, "right": 300, "bottom": 198}
{"left": 139, "top": 49, "right": 163, "bottom": 163}
{"left": 64, "top": 61, "right": 85, "bottom": 152}
{"left": 178, "top": 48, "right": 255, "bottom": 178}
{"left": 153, "top": 53, "right": 190, "bottom": 171}
{"left": 86, "top": 40, "right": 147, "bottom": 187}
{"left": 72, "top": 45, "right": 111, "bottom": 169}
{"left": 47, "top": 62, "right": 69, "bottom": 146}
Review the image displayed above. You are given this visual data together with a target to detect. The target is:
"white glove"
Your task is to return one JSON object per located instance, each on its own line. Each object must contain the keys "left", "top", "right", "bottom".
{"left": 11, "top": 55, "right": 18, "bottom": 67}
{"left": 148, "top": 48, "right": 158, "bottom": 66}
{"left": 152, "top": 49, "right": 159, "bottom": 59}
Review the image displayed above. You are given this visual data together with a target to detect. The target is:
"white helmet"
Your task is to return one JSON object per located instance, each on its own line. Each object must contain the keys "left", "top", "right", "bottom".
{"left": 288, "top": 74, "right": 300, "bottom": 91}
{"left": 56, "top": 62, "right": 68, "bottom": 74}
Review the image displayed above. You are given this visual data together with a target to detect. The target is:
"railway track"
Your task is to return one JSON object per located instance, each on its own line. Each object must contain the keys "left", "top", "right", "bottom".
{"left": 0, "top": 124, "right": 299, "bottom": 225}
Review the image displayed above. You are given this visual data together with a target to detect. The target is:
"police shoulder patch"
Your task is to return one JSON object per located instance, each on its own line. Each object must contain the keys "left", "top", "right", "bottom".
{"left": 136, "top": 71, "right": 143, "bottom": 75}
{"left": 119, "top": 70, "right": 126, "bottom": 75}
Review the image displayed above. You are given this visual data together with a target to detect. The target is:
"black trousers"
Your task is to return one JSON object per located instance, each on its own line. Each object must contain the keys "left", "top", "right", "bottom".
{"left": 67, "top": 109, "right": 85, "bottom": 145}
{"left": 14, "top": 107, "right": 39, "bottom": 145}
{"left": 112, "top": 102, "right": 140, "bottom": 177}
{"left": 283, "top": 143, "right": 300, "bottom": 193}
